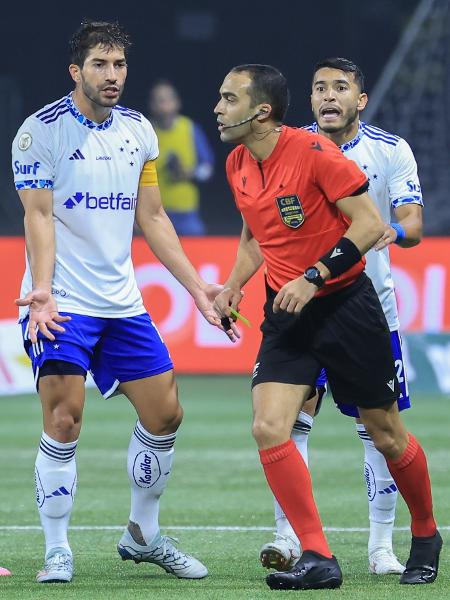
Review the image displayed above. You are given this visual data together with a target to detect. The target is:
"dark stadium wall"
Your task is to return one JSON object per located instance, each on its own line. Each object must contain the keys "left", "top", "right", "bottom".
{"left": 1, "top": 0, "right": 419, "bottom": 234}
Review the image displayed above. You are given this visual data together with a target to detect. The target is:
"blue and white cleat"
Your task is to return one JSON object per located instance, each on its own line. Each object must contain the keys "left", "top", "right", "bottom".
{"left": 117, "top": 526, "right": 208, "bottom": 579}
{"left": 36, "top": 547, "right": 73, "bottom": 583}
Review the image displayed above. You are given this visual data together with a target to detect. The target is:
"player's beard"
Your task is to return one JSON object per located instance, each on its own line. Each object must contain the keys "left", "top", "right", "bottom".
{"left": 81, "top": 78, "right": 123, "bottom": 109}
{"left": 316, "top": 106, "right": 359, "bottom": 135}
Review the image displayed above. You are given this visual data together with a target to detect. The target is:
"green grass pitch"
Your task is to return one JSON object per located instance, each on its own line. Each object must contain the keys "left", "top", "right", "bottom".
{"left": 0, "top": 375, "right": 448, "bottom": 599}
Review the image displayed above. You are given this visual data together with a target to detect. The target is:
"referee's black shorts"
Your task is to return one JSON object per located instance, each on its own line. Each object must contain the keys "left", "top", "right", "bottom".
{"left": 251, "top": 273, "right": 400, "bottom": 410}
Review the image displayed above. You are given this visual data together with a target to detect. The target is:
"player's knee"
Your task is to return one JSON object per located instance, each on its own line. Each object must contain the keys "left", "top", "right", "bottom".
{"left": 252, "top": 417, "right": 288, "bottom": 447}
{"left": 164, "top": 402, "right": 183, "bottom": 432}
{"left": 146, "top": 400, "right": 183, "bottom": 435}
{"left": 48, "top": 412, "right": 82, "bottom": 442}
{"left": 368, "top": 430, "right": 402, "bottom": 460}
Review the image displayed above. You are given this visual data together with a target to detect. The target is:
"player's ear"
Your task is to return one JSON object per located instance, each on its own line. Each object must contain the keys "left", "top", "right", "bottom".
{"left": 357, "top": 93, "right": 368, "bottom": 112}
{"left": 69, "top": 64, "right": 81, "bottom": 84}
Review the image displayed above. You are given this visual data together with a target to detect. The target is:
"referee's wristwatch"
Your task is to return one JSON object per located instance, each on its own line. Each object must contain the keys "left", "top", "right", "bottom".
{"left": 304, "top": 266, "right": 325, "bottom": 288}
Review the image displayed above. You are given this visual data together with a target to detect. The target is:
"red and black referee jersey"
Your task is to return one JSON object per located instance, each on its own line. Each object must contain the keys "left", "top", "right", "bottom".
{"left": 226, "top": 126, "right": 369, "bottom": 296}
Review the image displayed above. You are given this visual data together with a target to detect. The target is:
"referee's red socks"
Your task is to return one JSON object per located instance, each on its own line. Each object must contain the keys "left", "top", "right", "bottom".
{"left": 387, "top": 433, "right": 437, "bottom": 537}
{"left": 259, "top": 439, "right": 332, "bottom": 558}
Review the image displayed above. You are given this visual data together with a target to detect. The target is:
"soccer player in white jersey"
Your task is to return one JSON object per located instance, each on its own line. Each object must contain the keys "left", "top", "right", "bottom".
{"left": 11, "top": 20, "right": 238, "bottom": 584}
{"left": 260, "top": 57, "right": 425, "bottom": 577}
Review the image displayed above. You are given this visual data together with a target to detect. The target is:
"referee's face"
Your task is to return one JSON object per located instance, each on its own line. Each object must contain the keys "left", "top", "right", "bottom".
{"left": 311, "top": 67, "right": 367, "bottom": 136}
{"left": 214, "top": 71, "right": 256, "bottom": 144}
{"left": 72, "top": 44, "right": 128, "bottom": 110}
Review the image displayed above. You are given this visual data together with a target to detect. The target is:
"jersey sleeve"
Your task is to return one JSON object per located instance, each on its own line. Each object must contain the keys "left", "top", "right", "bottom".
{"left": 11, "top": 116, "right": 54, "bottom": 190}
{"left": 138, "top": 160, "right": 158, "bottom": 187}
{"left": 141, "top": 116, "right": 159, "bottom": 161}
{"left": 310, "top": 135, "right": 368, "bottom": 202}
{"left": 387, "top": 138, "right": 423, "bottom": 209}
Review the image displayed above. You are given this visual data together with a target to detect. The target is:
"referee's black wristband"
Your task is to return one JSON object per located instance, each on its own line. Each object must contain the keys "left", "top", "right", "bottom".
{"left": 319, "top": 237, "right": 362, "bottom": 279}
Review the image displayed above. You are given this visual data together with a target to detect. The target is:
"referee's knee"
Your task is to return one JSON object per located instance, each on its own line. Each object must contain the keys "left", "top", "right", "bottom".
{"left": 368, "top": 429, "right": 407, "bottom": 460}
{"left": 252, "top": 418, "right": 290, "bottom": 449}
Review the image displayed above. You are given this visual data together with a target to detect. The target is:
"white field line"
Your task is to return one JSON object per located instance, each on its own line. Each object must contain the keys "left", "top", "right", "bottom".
{"left": 0, "top": 525, "right": 449, "bottom": 532}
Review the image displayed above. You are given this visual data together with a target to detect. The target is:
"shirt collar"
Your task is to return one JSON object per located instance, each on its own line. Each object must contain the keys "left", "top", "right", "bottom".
{"left": 308, "top": 121, "right": 364, "bottom": 152}
{"left": 66, "top": 93, "right": 114, "bottom": 130}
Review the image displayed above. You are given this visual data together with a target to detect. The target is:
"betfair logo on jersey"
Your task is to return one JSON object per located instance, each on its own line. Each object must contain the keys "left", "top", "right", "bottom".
{"left": 276, "top": 195, "right": 305, "bottom": 229}
{"left": 63, "top": 191, "right": 137, "bottom": 210}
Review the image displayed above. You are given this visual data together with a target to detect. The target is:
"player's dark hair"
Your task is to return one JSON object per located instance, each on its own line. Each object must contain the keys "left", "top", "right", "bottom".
{"left": 69, "top": 20, "right": 132, "bottom": 67}
{"left": 230, "top": 64, "right": 290, "bottom": 122}
{"left": 312, "top": 58, "right": 365, "bottom": 92}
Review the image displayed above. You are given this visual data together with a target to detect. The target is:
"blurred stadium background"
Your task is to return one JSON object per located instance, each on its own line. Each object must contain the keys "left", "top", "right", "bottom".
{"left": 1, "top": 0, "right": 449, "bottom": 595}
{"left": 1, "top": 0, "right": 450, "bottom": 394}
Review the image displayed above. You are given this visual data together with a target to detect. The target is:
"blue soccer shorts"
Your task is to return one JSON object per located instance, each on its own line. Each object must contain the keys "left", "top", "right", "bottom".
{"left": 21, "top": 312, "right": 173, "bottom": 398}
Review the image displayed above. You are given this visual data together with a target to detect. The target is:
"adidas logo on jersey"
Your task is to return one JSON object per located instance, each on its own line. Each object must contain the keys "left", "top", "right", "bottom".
{"left": 45, "top": 486, "right": 70, "bottom": 499}
{"left": 63, "top": 191, "right": 137, "bottom": 211}
{"left": 69, "top": 148, "right": 85, "bottom": 160}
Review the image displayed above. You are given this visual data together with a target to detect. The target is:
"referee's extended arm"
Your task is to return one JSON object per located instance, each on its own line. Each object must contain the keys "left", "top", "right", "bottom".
{"left": 214, "top": 217, "right": 263, "bottom": 318}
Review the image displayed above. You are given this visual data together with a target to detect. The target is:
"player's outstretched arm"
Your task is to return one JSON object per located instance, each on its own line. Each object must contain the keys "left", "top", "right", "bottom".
{"left": 135, "top": 184, "right": 239, "bottom": 341}
{"left": 15, "top": 188, "right": 70, "bottom": 343}
{"left": 374, "top": 203, "right": 423, "bottom": 251}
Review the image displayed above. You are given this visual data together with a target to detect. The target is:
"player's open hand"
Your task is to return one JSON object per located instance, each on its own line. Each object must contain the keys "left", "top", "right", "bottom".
{"left": 15, "top": 289, "right": 71, "bottom": 343}
{"left": 194, "top": 283, "right": 241, "bottom": 343}
{"left": 273, "top": 277, "right": 317, "bottom": 314}
{"left": 374, "top": 224, "right": 397, "bottom": 251}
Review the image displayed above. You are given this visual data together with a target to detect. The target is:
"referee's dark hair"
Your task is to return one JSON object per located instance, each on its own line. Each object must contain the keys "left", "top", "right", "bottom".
{"left": 70, "top": 19, "right": 132, "bottom": 67}
{"left": 312, "top": 58, "right": 365, "bottom": 93}
{"left": 231, "top": 64, "right": 290, "bottom": 123}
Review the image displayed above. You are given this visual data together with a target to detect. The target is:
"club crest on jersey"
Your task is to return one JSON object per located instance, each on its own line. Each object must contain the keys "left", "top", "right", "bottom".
{"left": 276, "top": 195, "right": 304, "bottom": 229}
{"left": 18, "top": 132, "right": 32, "bottom": 151}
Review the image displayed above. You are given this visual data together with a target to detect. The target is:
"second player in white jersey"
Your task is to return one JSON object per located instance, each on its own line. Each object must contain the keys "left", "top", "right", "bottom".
{"left": 12, "top": 94, "right": 158, "bottom": 318}
{"left": 305, "top": 121, "right": 423, "bottom": 330}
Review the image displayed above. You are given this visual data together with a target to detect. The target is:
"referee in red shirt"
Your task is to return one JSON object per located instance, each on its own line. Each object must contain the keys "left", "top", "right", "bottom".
{"left": 213, "top": 64, "right": 441, "bottom": 590}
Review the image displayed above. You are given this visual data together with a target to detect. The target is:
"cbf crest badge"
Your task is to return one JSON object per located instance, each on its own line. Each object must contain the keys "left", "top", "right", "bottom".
{"left": 276, "top": 194, "right": 305, "bottom": 229}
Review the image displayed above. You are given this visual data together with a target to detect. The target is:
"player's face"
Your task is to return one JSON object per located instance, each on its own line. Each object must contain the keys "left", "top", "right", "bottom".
{"left": 76, "top": 45, "right": 127, "bottom": 108}
{"left": 214, "top": 71, "right": 256, "bottom": 143}
{"left": 311, "top": 67, "right": 367, "bottom": 134}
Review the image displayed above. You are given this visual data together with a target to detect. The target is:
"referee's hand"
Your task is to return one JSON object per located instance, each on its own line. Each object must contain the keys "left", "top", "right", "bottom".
{"left": 213, "top": 286, "right": 243, "bottom": 341}
{"left": 273, "top": 277, "right": 317, "bottom": 314}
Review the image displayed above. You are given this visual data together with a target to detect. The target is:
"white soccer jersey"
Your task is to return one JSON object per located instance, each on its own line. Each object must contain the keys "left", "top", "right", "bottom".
{"left": 12, "top": 93, "right": 159, "bottom": 319}
{"left": 305, "top": 122, "right": 423, "bottom": 330}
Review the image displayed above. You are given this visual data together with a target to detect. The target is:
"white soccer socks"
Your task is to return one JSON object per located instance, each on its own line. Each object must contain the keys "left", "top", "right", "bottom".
{"left": 127, "top": 421, "right": 176, "bottom": 545}
{"left": 356, "top": 423, "right": 398, "bottom": 553}
{"left": 35, "top": 432, "right": 78, "bottom": 556}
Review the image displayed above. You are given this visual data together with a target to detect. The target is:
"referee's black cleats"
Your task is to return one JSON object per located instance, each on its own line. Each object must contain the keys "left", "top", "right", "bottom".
{"left": 400, "top": 530, "right": 443, "bottom": 584}
{"left": 266, "top": 550, "right": 343, "bottom": 590}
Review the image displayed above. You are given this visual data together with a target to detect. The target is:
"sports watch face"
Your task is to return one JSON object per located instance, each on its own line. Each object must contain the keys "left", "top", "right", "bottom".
{"left": 305, "top": 267, "right": 319, "bottom": 279}
{"left": 304, "top": 267, "right": 324, "bottom": 287}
